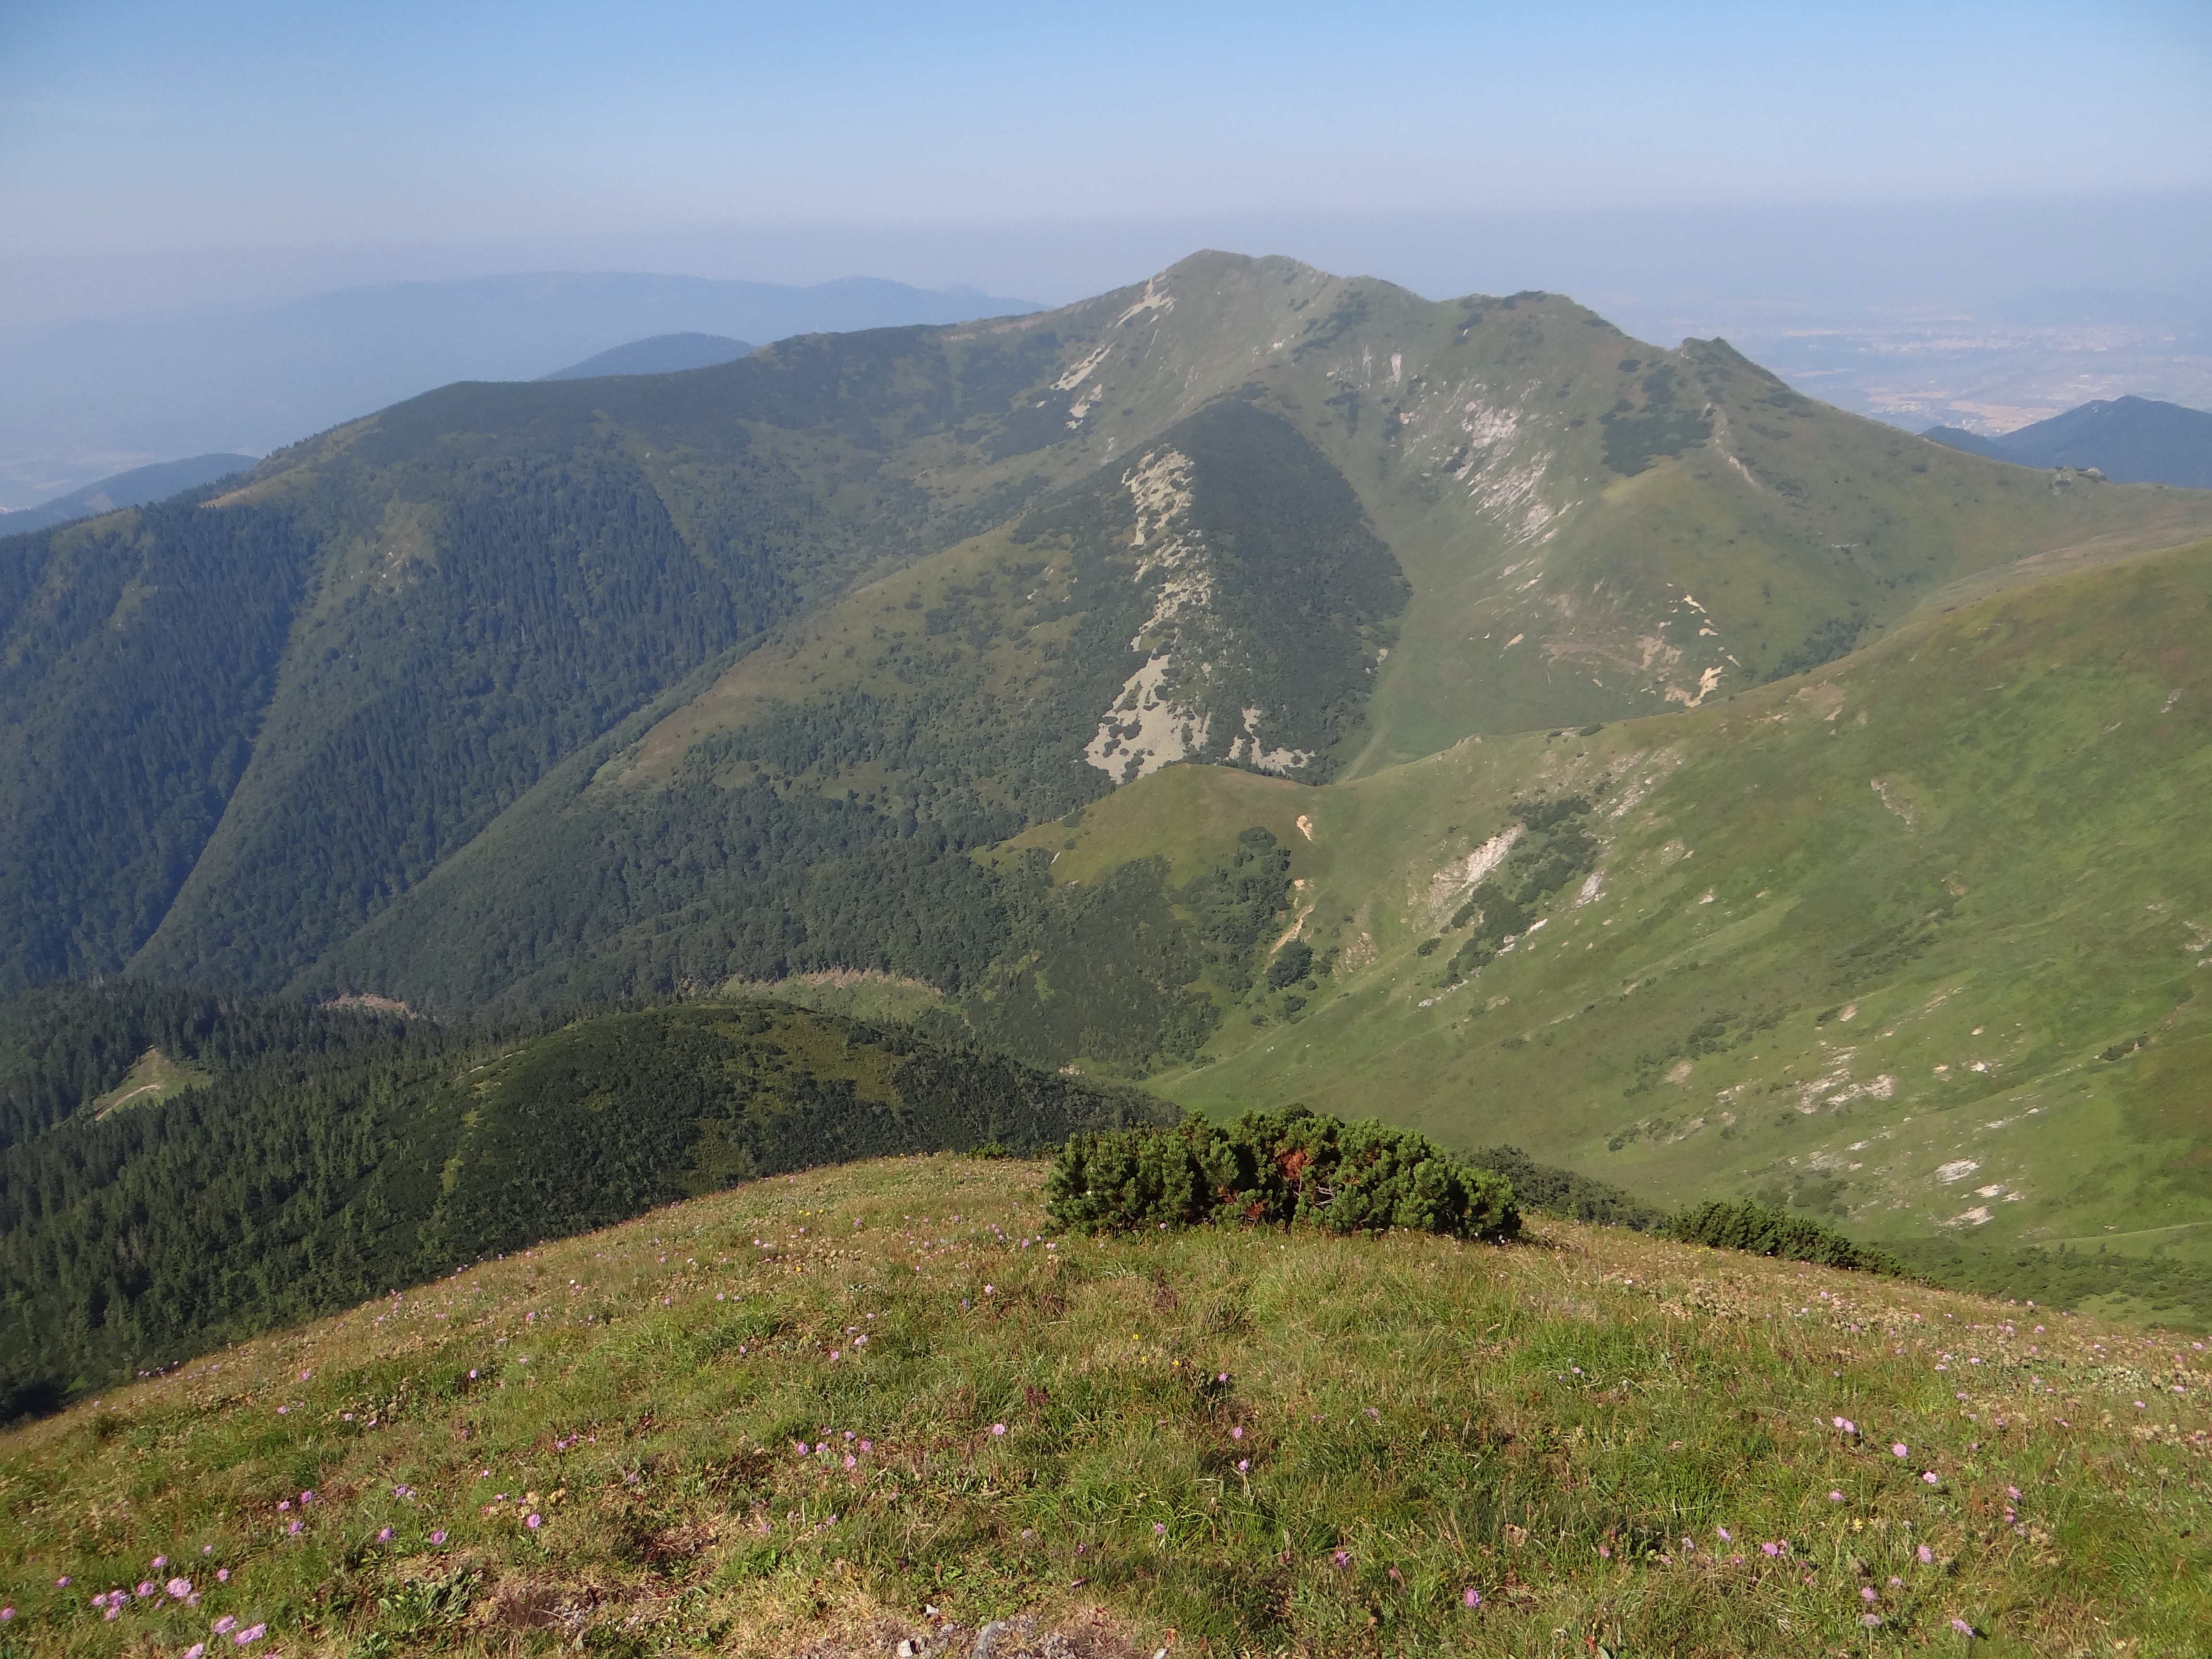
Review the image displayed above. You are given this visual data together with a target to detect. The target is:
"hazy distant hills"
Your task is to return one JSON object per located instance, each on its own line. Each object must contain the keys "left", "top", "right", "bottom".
{"left": 1924, "top": 394, "right": 2212, "bottom": 487}
{"left": 0, "top": 271, "right": 1039, "bottom": 509}
{"left": 540, "top": 332, "right": 754, "bottom": 380}
{"left": 0, "top": 452, "right": 258, "bottom": 530}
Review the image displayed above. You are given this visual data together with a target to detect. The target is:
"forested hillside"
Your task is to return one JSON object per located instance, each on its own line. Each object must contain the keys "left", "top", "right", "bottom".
{"left": 0, "top": 986, "right": 1171, "bottom": 1415}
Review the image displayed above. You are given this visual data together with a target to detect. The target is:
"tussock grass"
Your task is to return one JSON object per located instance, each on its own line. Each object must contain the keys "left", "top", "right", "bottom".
{"left": 2, "top": 1157, "right": 2206, "bottom": 1656}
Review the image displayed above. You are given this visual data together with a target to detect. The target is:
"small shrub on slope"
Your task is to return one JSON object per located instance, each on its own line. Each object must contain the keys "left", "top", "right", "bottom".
{"left": 1046, "top": 1105, "right": 1520, "bottom": 1241}
{"left": 1664, "top": 1198, "right": 1904, "bottom": 1276}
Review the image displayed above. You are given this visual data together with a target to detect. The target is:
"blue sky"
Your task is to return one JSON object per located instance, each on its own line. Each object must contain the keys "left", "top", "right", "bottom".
{"left": 3, "top": 0, "right": 2209, "bottom": 313}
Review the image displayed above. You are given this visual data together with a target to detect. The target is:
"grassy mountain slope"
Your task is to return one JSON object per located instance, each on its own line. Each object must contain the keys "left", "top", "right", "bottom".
{"left": 6, "top": 254, "right": 2209, "bottom": 1012}
{"left": 0, "top": 990, "right": 1169, "bottom": 1409}
{"left": 2, "top": 1155, "right": 2204, "bottom": 1656}
{"left": 991, "top": 535, "right": 2212, "bottom": 1286}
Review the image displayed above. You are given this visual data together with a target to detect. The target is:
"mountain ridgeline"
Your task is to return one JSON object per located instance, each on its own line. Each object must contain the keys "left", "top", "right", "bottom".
{"left": 6, "top": 251, "right": 2206, "bottom": 1040}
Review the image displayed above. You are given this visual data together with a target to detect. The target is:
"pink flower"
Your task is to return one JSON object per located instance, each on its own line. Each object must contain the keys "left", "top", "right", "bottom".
{"left": 54, "top": 1576, "right": 68, "bottom": 1587}
{"left": 153, "top": 1556, "right": 168, "bottom": 1569}
{"left": 526, "top": 1513, "right": 541, "bottom": 1529}
{"left": 214, "top": 1616, "right": 238, "bottom": 1634}
{"left": 377, "top": 1527, "right": 394, "bottom": 1543}
{"left": 859, "top": 1439, "right": 872, "bottom": 1452}
{"left": 1231, "top": 1426, "right": 1244, "bottom": 1440}
{"left": 1918, "top": 1544, "right": 1934, "bottom": 1564}
{"left": 1462, "top": 1587, "right": 1481, "bottom": 1607}
{"left": 1828, "top": 1490, "right": 1845, "bottom": 1502}
{"left": 991, "top": 1423, "right": 1007, "bottom": 1436}
{"left": 1332, "top": 1549, "right": 1350, "bottom": 1567}
{"left": 1922, "top": 1471, "right": 1940, "bottom": 1486}
{"left": 1715, "top": 1526, "right": 1731, "bottom": 1542}
{"left": 168, "top": 1577, "right": 192, "bottom": 1598}
{"left": 1861, "top": 1587, "right": 1878, "bottom": 1603}
{"left": 216, "top": 1568, "right": 229, "bottom": 1583}
{"left": 186, "top": 1646, "right": 205, "bottom": 1659}
{"left": 276, "top": 1501, "right": 290, "bottom": 1512}
{"left": 235, "top": 1623, "right": 266, "bottom": 1646}
{"left": 844, "top": 1454, "right": 857, "bottom": 1469}
{"left": 1862, "top": 1613, "right": 1882, "bottom": 1628}
{"left": 1761, "top": 1542, "right": 1781, "bottom": 1557}
{"left": 1237, "top": 1459, "right": 1250, "bottom": 1473}
{"left": 430, "top": 1530, "right": 447, "bottom": 1544}
{"left": 139, "top": 1580, "right": 156, "bottom": 1596}
{"left": 1950, "top": 1619, "right": 1975, "bottom": 1635}
{"left": 1891, "top": 1443, "right": 1909, "bottom": 1458}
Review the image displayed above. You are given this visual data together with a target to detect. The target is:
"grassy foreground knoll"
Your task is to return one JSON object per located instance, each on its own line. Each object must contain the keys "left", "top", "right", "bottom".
{"left": 3, "top": 1157, "right": 2205, "bottom": 1656}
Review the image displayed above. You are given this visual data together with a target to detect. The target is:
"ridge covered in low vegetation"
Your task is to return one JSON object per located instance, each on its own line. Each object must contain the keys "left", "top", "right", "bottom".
{"left": 1, "top": 1156, "right": 2204, "bottom": 1656}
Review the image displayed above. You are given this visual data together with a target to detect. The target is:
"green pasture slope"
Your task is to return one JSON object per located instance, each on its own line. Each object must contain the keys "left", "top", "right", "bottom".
{"left": 1007, "top": 537, "right": 2212, "bottom": 1306}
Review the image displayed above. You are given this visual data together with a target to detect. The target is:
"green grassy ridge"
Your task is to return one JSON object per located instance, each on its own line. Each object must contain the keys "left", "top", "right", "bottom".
{"left": 0, "top": 993, "right": 1172, "bottom": 1414}
{"left": 4, "top": 1156, "right": 2205, "bottom": 1656}
{"left": 1002, "top": 536, "right": 2212, "bottom": 1280}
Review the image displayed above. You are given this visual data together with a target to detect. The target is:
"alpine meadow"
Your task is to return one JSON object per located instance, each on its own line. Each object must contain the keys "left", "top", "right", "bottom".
{"left": 4, "top": 251, "right": 2211, "bottom": 1658}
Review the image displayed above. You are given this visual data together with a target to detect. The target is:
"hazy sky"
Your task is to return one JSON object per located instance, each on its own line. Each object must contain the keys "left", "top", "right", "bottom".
{"left": 4, "top": 0, "right": 2210, "bottom": 316}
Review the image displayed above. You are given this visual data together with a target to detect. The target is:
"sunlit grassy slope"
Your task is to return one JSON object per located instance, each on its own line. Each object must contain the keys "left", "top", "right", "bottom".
{"left": 1001, "top": 537, "right": 2212, "bottom": 1282}
{"left": 3, "top": 1157, "right": 2204, "bottom": 1657}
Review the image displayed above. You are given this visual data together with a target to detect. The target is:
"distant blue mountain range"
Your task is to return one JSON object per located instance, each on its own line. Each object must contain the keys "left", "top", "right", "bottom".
{"left": 540, "top": 332, "right": 754, "bottom": 380}
{"left": 0, "top": 273, "right": 1040, "bottom": 509}
{"left": 1923, "top": 395, "right": 2211, "bottom": 489}
{"left": 0, "top": 453, "right": 259, "bottom": 531}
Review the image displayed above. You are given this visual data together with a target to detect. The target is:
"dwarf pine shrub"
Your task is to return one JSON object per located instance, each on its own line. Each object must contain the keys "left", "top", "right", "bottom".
{"left": 1663, "top": 1198, "right": 1904, "bottom": 1276}
{"left": 1045, "top": 1106, "right": 1520, "bottom": 1242}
